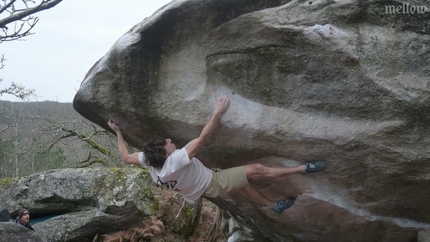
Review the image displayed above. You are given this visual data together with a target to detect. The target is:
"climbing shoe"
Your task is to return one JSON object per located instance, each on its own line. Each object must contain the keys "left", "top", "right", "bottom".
{"left": 270, "top": 197, "right": 295, "bottom": 214}
{"left": 305, "top": 160, "right": 327, "bottom": 173}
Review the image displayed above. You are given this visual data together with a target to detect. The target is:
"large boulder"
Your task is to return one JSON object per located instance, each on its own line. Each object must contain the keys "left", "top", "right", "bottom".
{"left": 0, "top": 168, "right": 155, "bottom": 242}
{"left": 0, "top": 222, "right": 46, "bottom": 242}
{"left": 73, "top": 0, "right": 430, "bottom": 241}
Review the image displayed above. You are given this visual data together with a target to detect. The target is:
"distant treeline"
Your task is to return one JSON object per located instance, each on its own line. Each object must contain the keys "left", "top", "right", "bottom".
{"left": 0, "top": 100, "right": 123, "bottom": 178}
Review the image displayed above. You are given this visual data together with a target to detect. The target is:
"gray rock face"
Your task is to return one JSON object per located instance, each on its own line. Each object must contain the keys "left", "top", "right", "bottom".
{"left": 0, "top": 222, "right": 46, "bottom": 242}
{"left": 223, "top": 211, "right": 269, "bottom": 242}
{"left": 73, "top": 0, "right": 430, "bottom": 241}
{"left": 0, "top": 168, "right": 155, "bottom": 242}
{"left": 419, "top": 229, "right": 430, "bottom": 242}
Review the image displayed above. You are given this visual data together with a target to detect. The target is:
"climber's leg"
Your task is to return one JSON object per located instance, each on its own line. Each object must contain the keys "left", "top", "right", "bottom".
{"left": 240, "top": 183, "right": 277, "bottom": 207}
{"left": 244, "top": 163, "right": 306, "bottom": 180}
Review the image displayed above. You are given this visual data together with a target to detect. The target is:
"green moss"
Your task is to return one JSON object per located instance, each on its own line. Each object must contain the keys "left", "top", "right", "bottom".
{"left": 139, "top": 166, "right": 150, "bottom": 175}
{"left": 91, "top": 167, "right": 159, "bottom": 216}
{"left": 147, "top": 197, "right": 159, "bottom": 215}
{"left": 109, "top": 167, "right": 126, "bottom": 180}
{"left": 142, "top": 184, "right": 159, "bottom": 215}
{"left": 193, "top": 229, "right": 202, "bottom": 238}
{"left": 171, "top": 220, "right": 182, "bottom": 229}
{"left": 184, "top": 207, "right": 193, "bottom": 218}
{"left": 0, "top": 178, "right": 17, "bottom": 186}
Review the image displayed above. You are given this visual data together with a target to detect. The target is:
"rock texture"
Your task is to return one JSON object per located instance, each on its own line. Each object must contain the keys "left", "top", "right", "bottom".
{"left": 0, "top": 168, "right": 155, "bottom": 242}
{"left": 419, "top": 229, "right": 430, "bottom": 242}
{"left": 0, "top": 222, "right": 46, "bottom": 242}
{"left": 73, "top": 0, "right": 430, "bottom": 241}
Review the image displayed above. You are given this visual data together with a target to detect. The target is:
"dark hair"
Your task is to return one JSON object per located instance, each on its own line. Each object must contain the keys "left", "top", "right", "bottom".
{"left": 143, "top": 136, "right": 167, "bottom": 168}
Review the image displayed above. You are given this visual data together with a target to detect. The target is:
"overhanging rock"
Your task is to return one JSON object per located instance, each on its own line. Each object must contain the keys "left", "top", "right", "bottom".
{"left": 73, "top": 0, "right": 430, "bottom": 241}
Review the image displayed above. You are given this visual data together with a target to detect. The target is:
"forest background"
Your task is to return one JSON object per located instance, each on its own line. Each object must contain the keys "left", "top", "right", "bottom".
{"left": 0, "top": 100, "right": 124, "bottom": 179}
{"left": 0, "top": 0, "right": 135, "bottom": 179}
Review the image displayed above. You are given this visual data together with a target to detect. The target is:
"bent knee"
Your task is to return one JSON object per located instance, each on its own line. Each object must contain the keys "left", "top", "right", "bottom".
{"left": 246, "top": 163, "right": 269, "bottom": 178}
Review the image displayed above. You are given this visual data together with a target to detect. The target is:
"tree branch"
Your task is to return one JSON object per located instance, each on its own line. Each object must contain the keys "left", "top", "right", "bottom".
{"left": 0, "top": 124, "right": 10, "bottom": 134}
{"left": 0, "top": 81, "right": 36, "bottom": 100}
{"left": 0, "top": 0, "right": 17, "bottom": 15}
{"left": 0, "top": 54, "right": 5, "bottom": 69}
{"left": 56, "top": 126, "right": 116, "bottom": 158}
{"left": 0, "top": 0, "right": 63, "bottom": 27}
{"left": 76, "top": 155, "right": 107, "bottom": 168}
{"left": 47, "top": 133, "right": 74, "bottom": 150}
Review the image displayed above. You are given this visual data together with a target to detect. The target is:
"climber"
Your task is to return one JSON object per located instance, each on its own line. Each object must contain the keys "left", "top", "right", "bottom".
{"left": 107, "top": 96, "right": 327, "bottom": 214}
{"left": 11, "top": 208, "right": 34, "bottom": 231}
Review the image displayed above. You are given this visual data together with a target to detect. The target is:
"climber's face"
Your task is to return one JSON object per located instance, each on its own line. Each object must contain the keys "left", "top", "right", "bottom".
{"left": 164, "top": 139, "right": 176, "bottom": 156}
{"left": 20, "top": 212, "right": 30, "bottom": 224}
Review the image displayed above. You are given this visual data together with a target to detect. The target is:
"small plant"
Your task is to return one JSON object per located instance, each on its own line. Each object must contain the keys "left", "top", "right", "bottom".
{"left": 102, "top": 216, "right": 164, "bottom": 242}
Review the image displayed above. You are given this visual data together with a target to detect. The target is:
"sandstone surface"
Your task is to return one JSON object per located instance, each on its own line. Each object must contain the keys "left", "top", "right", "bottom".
{"left": 73, "top": 0, "right": 430, "bottom": 241}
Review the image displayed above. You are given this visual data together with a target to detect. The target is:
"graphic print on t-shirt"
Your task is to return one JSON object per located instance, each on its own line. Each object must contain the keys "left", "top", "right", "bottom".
{"left": 157, "top": 176, "right": 181, "bottom": 191}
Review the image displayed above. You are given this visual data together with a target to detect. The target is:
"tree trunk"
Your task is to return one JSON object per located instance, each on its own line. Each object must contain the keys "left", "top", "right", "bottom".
{"left": 14, "top": 124, "right": 18, "bottom": 177}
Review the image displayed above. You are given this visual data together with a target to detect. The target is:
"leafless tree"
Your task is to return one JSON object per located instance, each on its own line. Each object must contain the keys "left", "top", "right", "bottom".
{"left": 0, "top": 0, "right": 64, "bottom": 100}
{"left": 0, "top": 81, "right": 35, "bottom": 100}
{"left": 38, "top": 119, "right": 120, "bottom": 167}
{"left": 30, "top": 102, "right": 125, "bottom": 168}
{"left": 0, "top": 101, "right": 30, "bottom": 177}
{"left": 0, "top": 0, "right": 63, "bottom": 43}
{"left": 0, "top": 54, "right": 35, "bottom": 100}
{"left": 0, "top": 54, "right": 34, "bottom": 141}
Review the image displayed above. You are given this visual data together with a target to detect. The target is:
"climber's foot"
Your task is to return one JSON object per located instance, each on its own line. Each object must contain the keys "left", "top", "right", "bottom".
{"left": 305, "top": 160, "right": 327, "bottom": 173}
{"left": 270, "top": 197, "right": 295, "bottom": 214}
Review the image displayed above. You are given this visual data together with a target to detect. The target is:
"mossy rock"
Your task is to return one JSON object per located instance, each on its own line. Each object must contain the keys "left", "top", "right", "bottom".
{"left": 0, "top": 178, "right": 18, "bottom": 186}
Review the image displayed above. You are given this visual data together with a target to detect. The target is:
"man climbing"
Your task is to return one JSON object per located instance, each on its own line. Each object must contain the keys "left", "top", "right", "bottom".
{"left": 11, "top": 208, "right": 34, "bottom": 231}
{"left": 108, "top": 96, "right": 327, "bottom": 214}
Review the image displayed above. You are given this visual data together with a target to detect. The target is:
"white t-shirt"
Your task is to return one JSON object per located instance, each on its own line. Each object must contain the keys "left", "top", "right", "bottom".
{"left": 138, "top": 147, "right": 213, "bottom": 202}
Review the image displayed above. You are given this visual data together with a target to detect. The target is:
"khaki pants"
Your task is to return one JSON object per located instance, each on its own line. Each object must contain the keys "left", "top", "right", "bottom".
{"left": 204, "top": 166, "right": 248, "bottom": 198}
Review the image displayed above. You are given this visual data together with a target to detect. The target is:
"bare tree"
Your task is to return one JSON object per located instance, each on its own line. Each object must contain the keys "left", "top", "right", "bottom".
{"left": 30, "top": 102, "right": 124, "bottom": 168}
{"left": 0, "top": 0, "right": 63, "bottom": 43}
{"left": 11, "top": 102, "right": 23, "bottom": 177}
{"left": 0, "top": 101, "right": 124, "bottom": 178}
{"left": 0, "top": 81, "right": 35, "bottom": 99}
{"left": 0, "top": 0, "right": 64, "bottom": 100}
{"left": 0, "top": 101, "right": 31, "bottom": 177}
{"left": 40, "top": 121, "right": 119, "bottom": 167}
{"left": 0, "top": 54, "right": 34, "bottom": 141}
{"left": 0, "top": 55, "right": 35, "bottom": 100}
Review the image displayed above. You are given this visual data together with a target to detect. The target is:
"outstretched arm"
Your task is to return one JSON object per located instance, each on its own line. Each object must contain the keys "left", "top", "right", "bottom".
{"left": 185, "top": 96, "right": 230, "bottom": 159}
{"left": 107, "top": 119, "right": 141, "bottom": 166}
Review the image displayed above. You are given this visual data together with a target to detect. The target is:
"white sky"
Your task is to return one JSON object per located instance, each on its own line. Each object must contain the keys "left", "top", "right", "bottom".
{"left": 0, "top": 0, "right": 172, "bottom": 102}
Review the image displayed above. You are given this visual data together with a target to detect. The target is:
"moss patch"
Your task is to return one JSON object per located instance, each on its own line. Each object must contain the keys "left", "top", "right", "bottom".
{"left": 109, "top": 167, "right": 127, "bottom": 180}
{"left": 0, "top": 178, "right": 17, "bottom": 186}
{"left": 139, "top": 166, "right": 150, "bottom": 175}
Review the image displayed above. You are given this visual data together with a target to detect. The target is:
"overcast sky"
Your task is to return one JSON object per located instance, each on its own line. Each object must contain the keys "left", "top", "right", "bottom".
{"left": 0, "top": 0, "right": 172, "bottom": 102}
